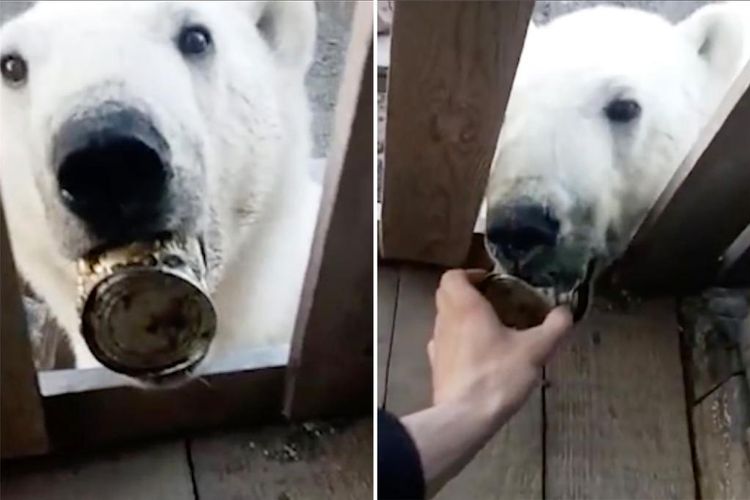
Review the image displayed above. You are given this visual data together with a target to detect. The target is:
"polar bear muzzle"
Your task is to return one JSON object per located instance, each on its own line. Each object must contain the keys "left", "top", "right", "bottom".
{"left": 53, "top": 105, "right": 173, "bottom": 245}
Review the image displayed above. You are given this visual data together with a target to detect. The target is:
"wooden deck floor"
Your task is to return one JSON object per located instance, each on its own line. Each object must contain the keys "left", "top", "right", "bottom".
{"left": 1, "top": 418, "right": 372, "bottom": 500}
{"left": 379, "top": 263, "right": 750, "bottom": 499}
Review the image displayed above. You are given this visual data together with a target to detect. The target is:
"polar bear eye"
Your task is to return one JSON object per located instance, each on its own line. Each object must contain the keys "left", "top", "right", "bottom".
{"left": 604, "top": 99, "right": 641, "bottom": 123}
{"left": 177, "top": 25, "right": 213, "bottom": 57}
{"left": 0, "top": 53, "right": 28, "bottom": 86}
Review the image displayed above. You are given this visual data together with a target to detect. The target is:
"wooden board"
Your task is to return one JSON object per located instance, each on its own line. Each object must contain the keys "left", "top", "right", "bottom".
{"left": 380, "top": 1, "right": 534, "bottom": 267}
{"left": 545, "top": 300, "right": 695, "bottom": 499}
{"left": 284, "top": 2, "right": 373, "bottom": 419}
{"left": 190, "top": 418, "right": 372, "bottom": 500}
{"left": 377, "top": 266, "right": 399, "bottom": 407}
{"left": 720, "top": 224, "right": 750, "bottom": 287}
{"left": 692, "top": 375, "right": 750, "bottom": 500}
{"left": 0, "top": 202, "right": 49, "bottom": 458}
{"left": 384, "top": 266, "right": 542, "bottom": 499}
{"left": 1, "top": 441, "right": 193, "bottom": 500}
{"left": 678, "top": 293, "right": 746, "bottom": 402}
{"left": 618, "top": 63, "right": 750, "bottom": 293}
{"left": 43, "top": 366, "right": 285, "bottom": 450}
{"left": 383, "top": 267, "right": 441, "bottom": 415}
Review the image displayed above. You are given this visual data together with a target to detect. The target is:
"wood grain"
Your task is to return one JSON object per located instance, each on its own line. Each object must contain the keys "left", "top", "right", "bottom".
{"left": 383, "top": 267, "right": 440, "bottom": 416}
{"left": 1, "top": 202, "right": 49, "bottom": 458}
{"left": 190, "top": 419, "right": 372, "bottom": 500}
{"left": 43, "top": 366, "right": 285, "bottom": 451}
{"left": 692, "top": 375, "right": 750, "bottom": 500}
{"left": 380, "top": 1, "right": 533, "bottom": 266}
{"left": 284, "top": 2, "right": 373, "bottom": 419}
{"left": 618, "top": 63, "right": 750, "bottom": 293}
{"left": 1, "top": 441, "right": 193, "bottom": 500}
{"left": 377, "top": 265, "right": 399, "bottom": 407}
{"left": 545, "top": 299, "right": 694, "bottom": 499}
{"left": 679, "top": 293, "right": 746, "bottom": 402}
{"left": 384, "top": 266, "right": 542, "bottom": 499}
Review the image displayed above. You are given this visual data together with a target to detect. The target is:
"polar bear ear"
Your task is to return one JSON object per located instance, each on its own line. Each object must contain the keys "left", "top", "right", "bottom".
{"left": 677, "top": 4, "right": 746, "bottom": 80}
{"left": 250, "top": 1, "right": 317, "bottom": 74}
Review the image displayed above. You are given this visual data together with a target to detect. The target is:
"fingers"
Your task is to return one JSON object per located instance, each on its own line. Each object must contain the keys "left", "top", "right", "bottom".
{"left": 438, "top": 269, "right": 488, "bottom": 308}
{"left": 427, "top": 339, "right": 435, "bottom": 366}
{"left": 518, "top": 306, "right": 573, "bottom": 366}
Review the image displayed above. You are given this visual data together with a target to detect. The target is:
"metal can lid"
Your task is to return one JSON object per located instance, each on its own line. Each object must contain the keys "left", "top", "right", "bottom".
{"left": 78, "top": 237, "right": 216, "bottom": 378}
{"left": 477, "top": 274, "right": 555, "bottom": 329}
{"left": 81, "top": 266, "right": 216, "bottom": 376}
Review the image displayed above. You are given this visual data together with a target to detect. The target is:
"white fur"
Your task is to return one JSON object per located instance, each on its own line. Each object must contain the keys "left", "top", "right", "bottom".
{"left": 0, "top": 1, "right": 321, "bottom": 370}
{"left": 486, "top": 2, "right": 750, "bottom": 277}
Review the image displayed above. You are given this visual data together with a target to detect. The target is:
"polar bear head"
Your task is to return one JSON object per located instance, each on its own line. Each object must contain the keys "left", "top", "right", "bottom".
{"left": 0, "top": 1, "right": 316, "bottom": 371}
{"left": 485, "top": 4, "right": 748, "bottom": 291}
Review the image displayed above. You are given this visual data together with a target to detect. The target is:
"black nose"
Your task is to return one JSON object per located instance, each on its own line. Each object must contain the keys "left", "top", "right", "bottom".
{"left": 53, "top": 107, "right": 171, "bottom": 243}
{"left": 487, "top": 202, "right": 560, "bottom": 260}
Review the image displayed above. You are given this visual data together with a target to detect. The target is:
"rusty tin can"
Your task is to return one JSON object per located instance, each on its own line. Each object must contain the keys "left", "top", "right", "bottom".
{"left": 477, "top": 273, "right": 588, "bottom": 329}
{"left": 77, "top": 237, "right": 217, "bottom": 377}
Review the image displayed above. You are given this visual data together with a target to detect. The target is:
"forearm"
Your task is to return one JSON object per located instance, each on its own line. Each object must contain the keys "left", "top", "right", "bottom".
{"left": 401, "top": 397, "right": 510, "bottom": 498}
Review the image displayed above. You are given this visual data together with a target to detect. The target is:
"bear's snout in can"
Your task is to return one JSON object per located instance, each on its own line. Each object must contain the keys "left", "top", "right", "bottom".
{"left": 53, "top": 105, "right": 173, "bottom": 244}
{"left": 78, "top": 236, "right": 217, "bottom": 382}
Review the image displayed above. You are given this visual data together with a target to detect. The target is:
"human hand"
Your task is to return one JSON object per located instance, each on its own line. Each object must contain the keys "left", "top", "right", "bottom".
{"left": 428, "top": 269, "right": 573, "bottom": 425}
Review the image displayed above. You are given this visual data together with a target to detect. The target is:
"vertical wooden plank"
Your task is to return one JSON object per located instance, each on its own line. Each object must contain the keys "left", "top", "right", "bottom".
{"left": 284, "top": 2, "right": 373, "bottom": 419}
{"left": 1, "top": 441, "right": 194, "bottom": 500}
{"left": 719, "top": 224, "right": 750, "bottom": 287}
{"left": 618, "top": 63, "right": 750, "bottom": 293}
{"left": 546, "top": 300, "right": 695, "bottom": 499}
{"left": 190, "top": 419, "right": 372, "bottom": 500}
{"left": 1, "top": 202, "right": 49, "bottom": 458}
{"left": 377, "top": 265, "right": 399, "bottom": 407}
{"left": 385, "top": 266, "right": 542, "bottom": 499}
{"left": 380, "top": 1, "right": 534, "bottom": 266}
{"left": 692, "top": 375, "right": 750, "bottom": 500}
{"left": 681, "top": 291, "right": 750, "bottom": 499}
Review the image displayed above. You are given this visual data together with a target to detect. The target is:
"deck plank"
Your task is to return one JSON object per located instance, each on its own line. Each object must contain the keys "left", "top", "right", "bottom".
{"left": 377, "top": 266, "right": 399, "bottom": 407}
{"left": 693, "top": 375, "right": 750, "bottom": 500}
{"left": 545, "top": 299, "right": 695, "bottom": 499}
{"left": 190, "top": 419, "right": 372, "bottom": 500}
{"left": 1, "top": 441, "right": 193, "bottom": 500}
{"left": 385, "top": 266, "right": 542, "bottom": 499}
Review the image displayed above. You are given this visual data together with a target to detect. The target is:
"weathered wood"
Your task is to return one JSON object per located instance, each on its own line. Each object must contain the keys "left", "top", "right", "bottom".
{"left": 679, "top": 291, "right": 747, "bottom": 401}
{"left": 545, "top": 299, "right": 694, "bottom": 499}
{"left": 380, "top": 1, "right": 534, "bottom": 267}
{"left": 618, "top": 63, "right": 750, "bottom": 293}
{"left": 385, "top": 266, "right": 542, "bottom": 499}
{"left": 284, "top": 2, "right": 373, "bottom": 419}
{"left": 1, "top": 203, "right": 49, "bottom": 458}
{"left": 377, "top": 265, "right": 399, "bottom": 407}
{"left": 190, "top": 418, "right": 372, "bottom": 500}
{"left": 692, "top": 375, "right": 750, "bottom": 500}
{"left": 384, "top": 267, "right": 440, "bottom": 415}
{"left": 43, "top": 366, "right": 285, "bottom": 451}
{"left": 720, "top": 225, "right": 750, "bottom": 287}
{"left": 1, "top": 441, "right": 193, "bottom": 500}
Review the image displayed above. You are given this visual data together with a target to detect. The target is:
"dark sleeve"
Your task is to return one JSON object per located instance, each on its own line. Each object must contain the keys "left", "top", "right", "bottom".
{"left": 378, "top": 409, "right": 425, "bottom": 500}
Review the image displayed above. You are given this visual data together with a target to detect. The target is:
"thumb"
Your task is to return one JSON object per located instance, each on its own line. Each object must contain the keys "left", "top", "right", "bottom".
{"left": 519, "top": 306, "right": 573, "bottom": 366}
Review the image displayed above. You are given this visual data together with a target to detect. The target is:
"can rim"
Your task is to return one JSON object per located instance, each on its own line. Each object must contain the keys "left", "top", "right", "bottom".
{"left": 80, "top": 265, "right": 217, "bottom": 377}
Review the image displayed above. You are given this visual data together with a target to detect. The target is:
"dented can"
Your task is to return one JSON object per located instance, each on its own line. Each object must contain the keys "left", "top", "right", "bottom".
{"left": 477, "top": 272, "right": 589, "bottom": 329}
{"left": 77, "top": 237, "right": 217, "bottom": 377}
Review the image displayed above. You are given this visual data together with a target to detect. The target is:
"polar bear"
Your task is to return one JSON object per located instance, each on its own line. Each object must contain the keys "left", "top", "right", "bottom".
{"left": 485, "top": 2, "right": 750, "bottom": 294}
{"left": 0, "top": 1, "right": 321, "bottom": 382}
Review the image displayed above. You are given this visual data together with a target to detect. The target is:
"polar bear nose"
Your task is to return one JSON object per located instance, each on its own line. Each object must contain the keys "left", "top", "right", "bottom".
{"left": 53, "top": 107, "right": 172, "bottom": 243}
{"left": 487, "top": 202, "right": 560, "bottom": 260}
